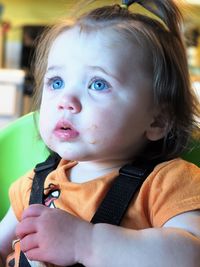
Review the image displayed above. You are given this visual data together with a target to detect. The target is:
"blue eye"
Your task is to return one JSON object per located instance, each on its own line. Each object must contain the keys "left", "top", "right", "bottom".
{"left": 89, "top": 79, "right": 109, "bottom": 91}
{"left": 51, "top": 78, "right": 64, "bottom": 90}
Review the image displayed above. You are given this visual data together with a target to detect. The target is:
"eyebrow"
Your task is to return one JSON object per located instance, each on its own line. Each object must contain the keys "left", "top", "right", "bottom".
{"left": 46, "top": 65, "right": 64, "bottom": 73}
{"left": 46, "top": 65, "right": 121, "bottom": 83}
{"left": 87, "top": 65, "right": 121, "bottom": 83}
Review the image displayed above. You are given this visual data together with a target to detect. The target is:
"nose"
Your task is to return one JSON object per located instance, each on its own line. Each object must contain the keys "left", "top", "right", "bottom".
{"left": 58, "top": 94, "right": 82, "bottom": 114}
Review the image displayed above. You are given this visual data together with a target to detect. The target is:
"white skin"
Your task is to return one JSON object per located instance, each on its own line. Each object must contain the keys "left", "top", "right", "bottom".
{"left": 39, "top": 27, "right": 160, "bottom": 182}
{"left": 0, "top": 27, "right": 200, "bottom": 267}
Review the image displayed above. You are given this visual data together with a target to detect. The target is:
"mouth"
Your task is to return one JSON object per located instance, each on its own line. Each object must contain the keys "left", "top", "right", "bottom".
{"left": 61, "top": 126, "right": 71, "bottom": 130}
{"left": 54, "top": 119, "right": 79, "bottom": 141}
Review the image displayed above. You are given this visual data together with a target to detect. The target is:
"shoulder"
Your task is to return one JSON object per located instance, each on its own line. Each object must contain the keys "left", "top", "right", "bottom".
{"left": 147, "top": 158, "right": 200, "bottom": 196}
{"left": 149, "top": 158, "right": 200, "bottom": 184}
{"left": 8, "top": 159, "right": 71, "bottom": 220}
{"left": 9, "top": 169, "right": 35, "bottom": 193}
{"left": 9, "top": 169, "right": 35, "bottom": 221}
{"left": 144, "top": 158, "right": 200, "bottom": 226}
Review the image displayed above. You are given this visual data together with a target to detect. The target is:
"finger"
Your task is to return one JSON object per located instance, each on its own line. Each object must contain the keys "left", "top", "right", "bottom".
{"left": 26, "top": 247, "right": 75, "bottom": 266}
{"left": 16, "top": 217, "right": 37, "bottom": 239}
{"left": 20, "top": 233, "right": 39, "bottom": 253}
{"left": 21, "top": 204, "right": 46, "bottom": 220}
{"left": 25, "top": 247, "right": 48, "bottom": 263}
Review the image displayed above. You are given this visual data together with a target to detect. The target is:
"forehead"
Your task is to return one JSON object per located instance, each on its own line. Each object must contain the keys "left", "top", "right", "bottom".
{"left": 47, "top": 26, "right": 147, "bottom": 71}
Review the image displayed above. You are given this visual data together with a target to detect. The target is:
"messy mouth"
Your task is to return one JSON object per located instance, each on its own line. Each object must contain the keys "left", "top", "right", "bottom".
{"left": 54, "top": 120, "right": 79, "bottom": 141}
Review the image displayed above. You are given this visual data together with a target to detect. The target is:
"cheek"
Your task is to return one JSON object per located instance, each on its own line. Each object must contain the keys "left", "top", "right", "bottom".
{"left": 82, "top": 109, "right": 110, "bottom": 145}
{"left": 87, "top": 107, "right": 147, "bottom": 145}
{"left": 85, "top": 124, "right": 99, "bottom": 144}
{"left": 39, "top": 111, "right": 53, "bottom": 141}
{"left": 39, "top": 116, "right": 56, "bottom": 151}
{"left": 83, "top": 110, "right": 120, "bottom": 145}
{"left": 38, "top": 114, "right": 47, "bottom": 140}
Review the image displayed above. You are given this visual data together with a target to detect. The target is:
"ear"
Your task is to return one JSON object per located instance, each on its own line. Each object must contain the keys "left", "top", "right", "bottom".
{"left": 145, "top": 115, "right": 167, "bottom": 141}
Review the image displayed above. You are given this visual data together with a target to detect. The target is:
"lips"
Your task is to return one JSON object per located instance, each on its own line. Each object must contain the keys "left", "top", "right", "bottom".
{"left": 53, "top": 119, "right": 79, "bottom": 141}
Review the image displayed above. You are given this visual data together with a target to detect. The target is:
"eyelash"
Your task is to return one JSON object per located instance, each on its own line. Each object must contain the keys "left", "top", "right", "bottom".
{"left": 88, "top": 77, "right": 111, "bottom": 92}
{"left": 45, "top": 76, "right": 64, "bottom": 90}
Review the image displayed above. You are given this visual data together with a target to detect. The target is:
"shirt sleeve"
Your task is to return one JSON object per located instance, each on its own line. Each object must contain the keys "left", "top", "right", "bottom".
{"left": 9, "top": 170, "right": 35, "bottom": 221}
{"left": 147, "top": 159, "right": 200, "bottom": 227}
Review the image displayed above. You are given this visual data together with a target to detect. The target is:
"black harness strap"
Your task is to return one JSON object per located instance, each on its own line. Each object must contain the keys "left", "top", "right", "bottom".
{"left": 19, "top": 154, "right": 162, "bottom": 267}
{"left": 91, "top": 159, "right": 157, "bottom": 225}
{"left": 29, "top": 153, "right": 61, "bottom": 205}
{"left": 19, "top": 153, "right": 61, "bottom": 267}
{"left": 18, "top": 251, "right": 31, "bottom": 267}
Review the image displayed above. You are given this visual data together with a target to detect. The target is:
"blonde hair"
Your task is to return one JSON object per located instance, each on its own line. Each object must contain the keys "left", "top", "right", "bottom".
{"left": 32, "top": 0, "right": 200, "bottom": 159}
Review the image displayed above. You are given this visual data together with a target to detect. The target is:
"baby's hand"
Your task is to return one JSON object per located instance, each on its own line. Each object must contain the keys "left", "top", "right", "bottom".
{"left": 16, "top": 204, "right": 91, "bottom": 266}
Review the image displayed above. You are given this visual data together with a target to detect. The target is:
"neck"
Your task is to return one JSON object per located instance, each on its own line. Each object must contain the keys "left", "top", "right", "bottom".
{"left": 68, "top": 159, "right": 130, "bottom": 183}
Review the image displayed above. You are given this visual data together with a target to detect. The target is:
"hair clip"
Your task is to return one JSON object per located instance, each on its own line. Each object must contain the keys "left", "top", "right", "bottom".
{"left": 121, "top": 0, "right": 129, "bottom": 8}
{"left": 121, "top": 0, "right": 139, "bottom": 9}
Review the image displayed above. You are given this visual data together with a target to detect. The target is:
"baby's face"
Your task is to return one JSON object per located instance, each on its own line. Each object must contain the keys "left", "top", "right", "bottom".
{"left": 39, "top": 27, "right": 156, "bottom": 163}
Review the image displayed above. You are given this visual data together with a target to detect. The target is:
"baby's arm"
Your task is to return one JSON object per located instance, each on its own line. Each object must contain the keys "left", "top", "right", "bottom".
{"left": 0, "top": 207, "right": 18, "bottom": 266}
{"left": 16, "top": 204, "right": 200, "bottom": 267}
{"left": 89, "top": 210, "right": 200, "bottom": 267}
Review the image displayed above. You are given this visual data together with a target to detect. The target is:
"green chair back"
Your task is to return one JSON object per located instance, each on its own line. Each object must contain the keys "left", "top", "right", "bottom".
{"left": 182, "top": 138, "right": 200, "bottom": 167}
{"left": 0, "top": 112, "right": 49, "bottom": 219}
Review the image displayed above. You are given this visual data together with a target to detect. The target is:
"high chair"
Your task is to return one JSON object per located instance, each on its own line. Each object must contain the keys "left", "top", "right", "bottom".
{"left": 0, "top": 112, "right": 49, "bottom": 219}
{"left": 0, "top": 112, "right": 199, "bottom": 219}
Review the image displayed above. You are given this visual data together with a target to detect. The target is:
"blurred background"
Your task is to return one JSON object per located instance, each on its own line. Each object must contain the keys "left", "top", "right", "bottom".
{"left": 0, "top": 0, "right": 200, "bottom": 128}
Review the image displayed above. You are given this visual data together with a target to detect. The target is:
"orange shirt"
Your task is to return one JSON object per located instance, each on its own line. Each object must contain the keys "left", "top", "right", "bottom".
{"left": 10, "top": 158, "right": 200, "bottom": 229}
